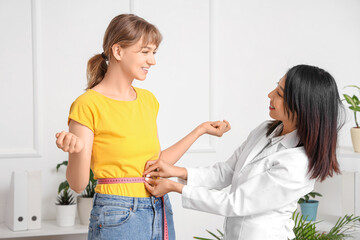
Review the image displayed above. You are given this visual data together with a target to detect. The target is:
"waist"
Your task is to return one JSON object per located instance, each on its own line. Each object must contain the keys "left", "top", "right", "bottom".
{"left": 93, "top": 192, "right": 169, "bottom": 208}
{"left": 95, "top": 178, "right": 151, "bottom": 197}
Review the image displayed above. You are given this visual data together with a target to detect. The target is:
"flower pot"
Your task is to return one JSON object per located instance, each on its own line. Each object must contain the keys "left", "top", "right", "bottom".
{"left": 77, "top": 196, "right": 93, "bottom": 225}
{"left": 299, "top": 200, "right": 319, "bottom": 221}
{"left": 56, "top": 204, "right": 77, "bottom": 227}
{"left": 351, "top": 127, "right": 360, "bottom": 153}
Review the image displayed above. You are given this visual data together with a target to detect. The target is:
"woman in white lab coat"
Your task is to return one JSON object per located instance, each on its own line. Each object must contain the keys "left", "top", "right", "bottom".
{"left": 143, "top": 64, "right": 343, "bottom": 240}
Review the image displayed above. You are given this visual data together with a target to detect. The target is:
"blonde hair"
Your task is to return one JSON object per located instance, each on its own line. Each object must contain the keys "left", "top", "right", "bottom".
{"left": 86, "top": 14, "right": 162, "bottom": 89}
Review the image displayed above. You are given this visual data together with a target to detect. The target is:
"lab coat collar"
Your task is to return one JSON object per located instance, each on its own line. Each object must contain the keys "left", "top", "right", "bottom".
{"left": 242, "top": 123, "right": 300, "bottom": 168}
{"left": 279, "top": 129, "right": 299, "bottom": 149}
{"left": 269, "top": 122, "right": 300, "bottom": 149}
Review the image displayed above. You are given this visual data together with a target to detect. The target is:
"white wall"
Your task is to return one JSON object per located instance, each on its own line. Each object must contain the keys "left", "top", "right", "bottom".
{"left": 0, "top": 0, "right": 359, "bottom": 239}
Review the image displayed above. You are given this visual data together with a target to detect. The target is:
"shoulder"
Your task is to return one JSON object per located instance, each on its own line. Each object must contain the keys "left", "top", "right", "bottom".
{"left": 135, "top": 87, "right": 159, "bottom": 106}
{"left": 73, "top": 90, "right": 96, "bottom": 103}
{"left": 135, "top": 87, "right": 156, "bottom": 99}
{"left": 70, "top": 90, "right": 98, "bottom": 110}
{"left": 247, "top": 120, "right": 272, "bottom": 139}
{"left": 270, "top": 147, "right": 309, "bottom": 172}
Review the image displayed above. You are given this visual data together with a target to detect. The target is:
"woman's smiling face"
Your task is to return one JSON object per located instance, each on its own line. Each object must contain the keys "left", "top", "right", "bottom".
{"left": 268, "top": 75, "right": 288, "bottom": 122}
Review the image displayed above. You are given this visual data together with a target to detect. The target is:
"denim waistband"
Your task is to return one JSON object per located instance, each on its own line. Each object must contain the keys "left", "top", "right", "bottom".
{"left": 93, "top": 193, "right": 168, "bottom": 210}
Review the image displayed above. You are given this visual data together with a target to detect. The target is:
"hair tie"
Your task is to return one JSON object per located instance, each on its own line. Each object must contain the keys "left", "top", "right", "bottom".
{"left": 101, "top": 52, "right": 108, "bottom": 61}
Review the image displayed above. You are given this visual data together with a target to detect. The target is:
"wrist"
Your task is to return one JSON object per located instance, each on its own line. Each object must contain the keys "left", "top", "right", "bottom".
{"left": 170, "top": 180, "right": 184, "bottom": 194}
{"left": 178, "top": 167, "right": 188, "bottom": 180}
{"left": 194, "top": 124, "right": 206, "bottom": 137}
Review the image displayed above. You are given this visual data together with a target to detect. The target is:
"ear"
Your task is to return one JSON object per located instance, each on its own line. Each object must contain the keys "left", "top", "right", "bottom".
{"left": 111, "top": 44, "right": 123, "bottom": 61}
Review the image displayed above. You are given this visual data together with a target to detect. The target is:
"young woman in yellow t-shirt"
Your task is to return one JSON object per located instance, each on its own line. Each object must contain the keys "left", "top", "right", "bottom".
{"left": 55, "top": 14, "right": 230, "bottom": 239}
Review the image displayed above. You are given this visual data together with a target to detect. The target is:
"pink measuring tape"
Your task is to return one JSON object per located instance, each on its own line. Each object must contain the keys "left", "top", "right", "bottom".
{"left": 97, "top": 177, "right": 169, "bottom": 240}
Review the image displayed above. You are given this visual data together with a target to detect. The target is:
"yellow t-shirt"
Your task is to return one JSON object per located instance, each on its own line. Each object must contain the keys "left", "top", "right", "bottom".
{"left": 68, "top": 87, "right": 160, "bottom": 197}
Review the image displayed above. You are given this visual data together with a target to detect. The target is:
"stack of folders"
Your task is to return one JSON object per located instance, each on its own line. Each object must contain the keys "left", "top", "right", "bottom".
{"left": 5, "top": 171, "right": 42, "bottom": 231}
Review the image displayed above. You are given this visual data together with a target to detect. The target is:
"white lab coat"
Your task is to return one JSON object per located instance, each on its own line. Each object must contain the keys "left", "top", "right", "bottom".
{"left": 181, "top": 121, "right": 315, "bottom": 240}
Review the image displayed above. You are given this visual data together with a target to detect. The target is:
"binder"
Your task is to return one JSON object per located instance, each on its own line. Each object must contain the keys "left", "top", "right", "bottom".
{"left": 27, "top": 171, "right": 42, "bottom": 229}
{"left": 5, "top": 171, "right": 28, "bottom": 231}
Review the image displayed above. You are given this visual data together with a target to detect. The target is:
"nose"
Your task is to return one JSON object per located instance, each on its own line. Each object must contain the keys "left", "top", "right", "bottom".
{"left": 268, "top": 89, "right": 274, "bottom": 99}
{"left": 147, "top": 53, "right": 156, "bottom": 66}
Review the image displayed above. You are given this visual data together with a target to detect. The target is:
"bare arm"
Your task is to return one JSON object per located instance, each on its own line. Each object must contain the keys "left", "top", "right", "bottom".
{"left": 158, "top": 120, "right": 231, "bottom": 165}
{"left": 56, "top": 120, "right": 94, "bottom": 193}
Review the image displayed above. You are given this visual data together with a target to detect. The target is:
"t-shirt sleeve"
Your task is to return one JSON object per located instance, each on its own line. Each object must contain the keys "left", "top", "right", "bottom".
{"left": 153, "top": 94, "right": 160, "bottom": 116}
{"left": 145, "top": 89, "right": 159, "bottom": 116}
{"left": 68, "top": 97, "right": 95, "bottom": 133}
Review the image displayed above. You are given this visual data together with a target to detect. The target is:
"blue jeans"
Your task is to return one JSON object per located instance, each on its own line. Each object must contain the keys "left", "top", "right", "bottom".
{"left": 88, "top": 193, "right": 175, "bottom": 240}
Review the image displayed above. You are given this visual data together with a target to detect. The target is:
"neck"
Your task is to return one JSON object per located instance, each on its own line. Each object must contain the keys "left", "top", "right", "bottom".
{"left": 98, "top": 62, "right": 134, "bottom": 95}
{"left": 281, "top": 120, "right": 296, "bottom": 136}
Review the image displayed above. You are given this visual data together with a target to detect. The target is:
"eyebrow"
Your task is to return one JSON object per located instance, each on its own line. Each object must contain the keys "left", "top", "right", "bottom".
{"left": 277, "top": 81, "right": 284, "bottom": 92}
{"left": 141, "top": 46, "right": 157, "bottom": 51}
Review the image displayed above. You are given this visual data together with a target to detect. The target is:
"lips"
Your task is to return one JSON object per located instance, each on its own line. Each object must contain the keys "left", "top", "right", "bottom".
{"left": 142, "top": 67, "right": 149, "bottom": 73}
{"left": 269, "top": 103, "right": 275, "bottom": 110}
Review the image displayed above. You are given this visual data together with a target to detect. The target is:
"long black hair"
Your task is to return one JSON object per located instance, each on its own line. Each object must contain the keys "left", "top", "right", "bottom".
{"left": 267, "top": 64, "right": 343, "bottom": 182}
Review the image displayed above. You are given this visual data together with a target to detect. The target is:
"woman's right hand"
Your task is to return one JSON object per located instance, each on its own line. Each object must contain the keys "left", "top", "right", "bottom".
{"left": 55, "top": 131, "right": 84, "bottom": 153}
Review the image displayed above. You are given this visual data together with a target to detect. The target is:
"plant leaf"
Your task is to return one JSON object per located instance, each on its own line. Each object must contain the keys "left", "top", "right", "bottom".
{"left": 206, "top": 230, "right": 221, "bottom": 240}
{"left": 343, "top": 94, "right": 357, "bottom": 107}
{"left": 56, "top": 160, "right": 68, "bottom": 172}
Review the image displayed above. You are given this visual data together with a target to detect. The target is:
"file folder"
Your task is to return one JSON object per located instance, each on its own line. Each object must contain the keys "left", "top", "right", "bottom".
{"left": 5, "top": 171, "right": 28, "bottom": 231}
{"left": 27, "top": 171, "right": 42, "bottom": 229}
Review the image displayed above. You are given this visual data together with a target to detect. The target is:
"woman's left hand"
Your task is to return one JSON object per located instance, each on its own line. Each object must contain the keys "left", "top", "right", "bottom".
{"left": 198, "top": 120, "right": 231, "bottom": 137}
{"left": 144, "top": 159, "right": 185, "bottom": 179}
{"left": 144, "top": 178, "right": 174, "bottom": 197}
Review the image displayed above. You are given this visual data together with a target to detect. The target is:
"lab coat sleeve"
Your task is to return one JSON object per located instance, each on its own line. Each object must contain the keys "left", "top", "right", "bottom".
{"left": 181, "top": 149, "right": 315, "bottom": 217}
{"left": 181, "top": 128, "right": 256, "bottom": 189}
{"left": 180, "top": 121, "right": 270, "bottom": 189}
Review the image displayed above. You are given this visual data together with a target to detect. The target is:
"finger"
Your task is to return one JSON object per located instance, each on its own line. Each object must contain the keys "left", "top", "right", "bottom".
{"left": 223, "top": 120, "right": 231, "bottom": 128}
{"left": 144, "top": 160, "right": 157, "bottom": 171}
{"left": 145, "top": 177, "right": 157, "bottom": 185}
{"left": 74, "top": 138, "right": 84, "bottom": 153}
{"left": 69, "top": 136, "right": 76, "bottom": 153}
{"left": 145, "top": 171, "right": 161, "bottom": 178}
{"left": 144, "top": 181, "right": 154, "bottom": 193}
{"left": 223, "top": 120, "right": 231, "bottom": 131}
{"left": 210, "top": 121, "right": 221, "bottom": 128}
{"left": 62, "top": 134, "right": 73, "bottom": 151}
{"left": 143, "top": 163, "right": 160, "bottom": 176}
{"left": 55, "top": 132, "right": 60, "bottom": 138}
{"left": 56, "top": 131, "right": 67, "bottom": 148}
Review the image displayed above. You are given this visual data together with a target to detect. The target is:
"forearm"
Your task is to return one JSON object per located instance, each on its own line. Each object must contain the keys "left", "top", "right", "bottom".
{"left": 65, "top": 120, "right": 94, "bottom": 193}
{"left": 66, "top": 150, "right": 91, "bottom": 193}
{"left": 160, "top": 125, "right": 205, "bottom": 165}
{"left": 169, "top": 179, "right": 185, "bottom": 194}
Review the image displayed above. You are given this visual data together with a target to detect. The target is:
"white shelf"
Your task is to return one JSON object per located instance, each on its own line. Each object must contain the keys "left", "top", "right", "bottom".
{"left": 0, "top": 220, "right": 87, "bottom": 239}
{"left": 338, "top": 146, "right": 360, "bottom": 172}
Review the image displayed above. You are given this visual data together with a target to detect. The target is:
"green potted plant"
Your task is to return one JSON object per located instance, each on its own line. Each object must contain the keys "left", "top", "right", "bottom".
{"left": 292, "top": 211, "right": 360, "bottom": 239}
{"left": 55, "top": 179, "right": 76, "bottom": 227}
{"left": 194, "top": 211, "right": 360, "bottom": 239}
{"left": 298, "top": 191, "right": 322, "bottom": 221}
{"left": 57, "top": 160, "right": 96, "bottom": 225}
{"left": 343, "top": 85, "right": 360, "bottom": 152}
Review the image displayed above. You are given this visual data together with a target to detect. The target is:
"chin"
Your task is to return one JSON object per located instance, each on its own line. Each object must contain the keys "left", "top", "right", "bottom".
{"left": 269, "top": 112, "right": 278, "bottom": 121}
{"left": 135, "top": 76, "right": 146, "bottom": 81}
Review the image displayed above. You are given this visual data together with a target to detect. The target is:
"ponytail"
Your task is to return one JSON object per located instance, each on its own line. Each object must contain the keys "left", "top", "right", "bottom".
{"left": 86, "top": 53, "right": 108, "bottom": 89}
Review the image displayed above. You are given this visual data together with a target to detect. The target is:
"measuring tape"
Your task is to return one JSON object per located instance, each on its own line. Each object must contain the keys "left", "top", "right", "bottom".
{"left": 97, "top": 177, "right": 169, "bottom": 240}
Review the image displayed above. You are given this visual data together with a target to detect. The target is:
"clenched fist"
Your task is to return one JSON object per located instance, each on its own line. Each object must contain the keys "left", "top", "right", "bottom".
{"left": 55, "top": 131, "right": 84, "bottom": 153}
